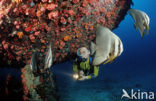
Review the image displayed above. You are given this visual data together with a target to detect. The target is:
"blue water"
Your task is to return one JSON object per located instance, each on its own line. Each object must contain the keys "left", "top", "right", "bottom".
{"left": 53, "top": 0, "right": 156, "bottom": 101}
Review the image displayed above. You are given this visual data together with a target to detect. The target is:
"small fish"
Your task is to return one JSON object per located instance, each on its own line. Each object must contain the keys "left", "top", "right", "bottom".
{"left": 91, "top": 25, "right": 123, "bottom": 66}
{"left": 128, "top": 9, "right": 150, "bottom": 38}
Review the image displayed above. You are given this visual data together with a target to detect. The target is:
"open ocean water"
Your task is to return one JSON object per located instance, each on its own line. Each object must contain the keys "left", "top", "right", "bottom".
{"left": 52, "top": 0, "right": 156, "bottom": 101}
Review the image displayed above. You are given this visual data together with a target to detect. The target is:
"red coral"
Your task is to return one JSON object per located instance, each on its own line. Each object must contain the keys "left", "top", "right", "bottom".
{"left": 72, "top": 0, "right": 80, "bottom": 4}
{"left": 42, "top": 0, "right": 47, "bottom": 3}
{"left": 29, "top": 34, "right": 35, "bottom": 42}
{"left": 68, "top": 10, "right": 75, "bottom": 16}
{"left": 48, "top": 11, "right": 58, "bottom": 19}
{"left": 21, "top": 68, "right": 29, "bottom": 97}
{"left": 25, "top": 25, "right": 32, "bottom": 32}
{"left": 59, "top": 40, "right": 65, "bottom": 49}
{"left": 36, "top": 10, "right": 42, "bottom": 17}
{"left": 47, "top": 3, "right": 58, "bottom": 11}
{"left": 34, "top": 31, "right": 40, "bottom": 36}
{"left": 3, "top": 43, "right": 8, "bottom": 50}
{"left": 0, "top": 0, "right": 131, "bottom": 67}
{"left": 60, "top": 17, "right": 66, "bottom": 24}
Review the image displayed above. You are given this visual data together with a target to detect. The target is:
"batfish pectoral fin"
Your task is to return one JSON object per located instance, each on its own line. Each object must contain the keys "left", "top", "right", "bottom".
{"left": 134, "top": 23, "right": 137, "bottom": 29}
{"left": 90, "top": 41, "right": 96, "bottom": 55}
{"left": 143, "top": 22, "right": 149, "bottom": 35}
{"left": 138, "top": 26, "right": 144, "bottom": 39}
{"left": 104, "top": 55, "right": 116, "bottom": 64}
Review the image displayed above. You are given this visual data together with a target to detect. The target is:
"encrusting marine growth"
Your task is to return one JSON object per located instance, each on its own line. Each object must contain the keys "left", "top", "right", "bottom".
{"left": 0, "top": 0, "right": 133, "bottom": 67}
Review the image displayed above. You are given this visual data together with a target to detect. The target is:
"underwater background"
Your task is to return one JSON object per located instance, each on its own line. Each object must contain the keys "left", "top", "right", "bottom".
{"left": 52, "top": 0, "right": 156, "bottom": 101}
{"left": 0, "top": 0, "right": 155, "bottom": 101}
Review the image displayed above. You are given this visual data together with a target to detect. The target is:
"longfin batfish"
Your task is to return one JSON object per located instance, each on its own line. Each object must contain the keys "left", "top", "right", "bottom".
{"left": 91, "top": 25, "right": 123, "bottom": 66}
{"left": 128, "top": 9, "right": 150, "bottom": 38}
{"left": 30, "top": 52, "right": 38, "bottom": 72}
{"left": 44, "top": 42, "right": 53, "bottom": 69}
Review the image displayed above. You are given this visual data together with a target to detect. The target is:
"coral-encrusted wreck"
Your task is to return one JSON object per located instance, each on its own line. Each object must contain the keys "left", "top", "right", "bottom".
{"left": 0, "top": 0, "right": 133, "bottom": 68}
{"left": 21, "top": 66, "right": 58, "bottom": 101}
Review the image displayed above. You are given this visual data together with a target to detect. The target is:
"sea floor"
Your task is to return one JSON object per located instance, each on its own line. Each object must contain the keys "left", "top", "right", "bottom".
{"left": 53, "top": 61, "right": 156, "bottom": 101}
